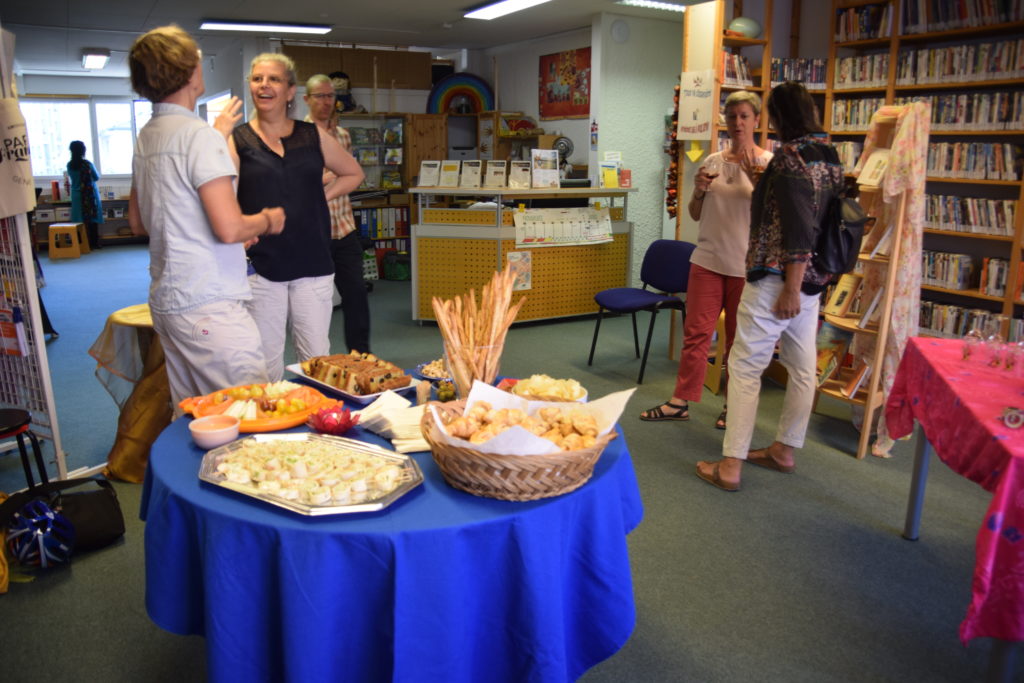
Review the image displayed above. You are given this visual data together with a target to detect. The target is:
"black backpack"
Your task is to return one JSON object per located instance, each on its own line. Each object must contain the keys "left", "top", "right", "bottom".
{"left": 814, "top": 179, "right": 872, "bottom": 276}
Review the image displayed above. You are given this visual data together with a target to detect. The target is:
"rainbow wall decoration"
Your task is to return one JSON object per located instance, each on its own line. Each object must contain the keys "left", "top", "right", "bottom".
{"left": 426, "top": 73, "right": 495, "bottom": 114}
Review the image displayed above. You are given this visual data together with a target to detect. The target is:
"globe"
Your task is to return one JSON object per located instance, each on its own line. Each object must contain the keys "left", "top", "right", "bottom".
{"left": 728, "top": 17, "right": 762, "bottom": 39}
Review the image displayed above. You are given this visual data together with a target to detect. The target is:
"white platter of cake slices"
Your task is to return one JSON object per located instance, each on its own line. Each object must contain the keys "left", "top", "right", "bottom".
{"left": 287, "top": 353, "right": 420, "bottom": 405}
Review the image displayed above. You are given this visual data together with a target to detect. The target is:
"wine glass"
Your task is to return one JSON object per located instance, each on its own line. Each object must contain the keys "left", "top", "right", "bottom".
{"left": 701, "top": 156, "right": 723, "bottom": 191}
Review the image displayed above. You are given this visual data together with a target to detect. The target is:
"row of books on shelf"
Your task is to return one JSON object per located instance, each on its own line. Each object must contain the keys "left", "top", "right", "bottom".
{"left": 979, "top": 257, "right": 1017, "bottom": 297}
{"left": 919, "top": 301, "right": 1022, "bottom": 340}
{"left": 358, "top": 167, "right": 403, "bottom": 190}
{"left": 925, "top": 193, "right": 1017, "bottom": 235}
{"left": 354, "top": 147, "right": 402, "bottom": 166}
{"left": 822, "top": 273, "right": 886, "bottom": 328}
{"left": 900, "top": 0, "right": 1024, "bottom": 35}
{"left": 834, "top": 141, "right": 865, "bottom": 173}
{"left": 895, "top": 40, "right": 1024, "bottom": 85}
{"left": 925, "top": 141, "right": 1019, "bottom": 181}
{"left": 418, "top": 151, "right": 566, "bottom": 190}
{"left": 348, "top": 123, "right": 402, "bottom": 146}
{"left": 831, "top": 98, "right": 886, "bottom": 131}
{"left": 353, "top": 206, "right": 410, "bottom": 240}
{"left": 720, "top": 52, "right": 754, "bottom": 88}
{"left": 835, "top": 3, "right": 894, "bottom": 42}
{"left": 893, "top": 92, "right": 1024, "bottom": 131}
{"left": 769, "top": 58, "right": 828, "bottom": 90}
{"left": 922, "top": 249, "right": 975, "bottom": 290}
{"left": 834, "top": 54, "right": 890, "bottom": 90}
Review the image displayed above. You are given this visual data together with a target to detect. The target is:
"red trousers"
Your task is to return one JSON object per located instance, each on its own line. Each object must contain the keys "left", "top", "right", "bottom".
{"left": 673, "top": 263, "right": 745, "bottom": 402}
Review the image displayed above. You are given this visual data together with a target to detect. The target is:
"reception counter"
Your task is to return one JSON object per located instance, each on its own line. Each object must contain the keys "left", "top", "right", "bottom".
{"left": 410, "top": 187, "right": 634, "bottom": 322}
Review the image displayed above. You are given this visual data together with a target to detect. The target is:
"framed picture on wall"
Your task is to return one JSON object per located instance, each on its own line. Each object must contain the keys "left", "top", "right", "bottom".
{"left": 538, "top": 47, "right": 591, "bottom": 120}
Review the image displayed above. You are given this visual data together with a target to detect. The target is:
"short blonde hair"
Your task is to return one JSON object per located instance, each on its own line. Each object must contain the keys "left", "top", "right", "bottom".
{"left": 305, "top": 74, "right": 332, "bottom": 92}
{"left": 724, "top": 90, "right": 762, "bottom": 116}
{"left": 129, "top": 25, "right": 200, "bottom": 102}
{"left": 250, "top": 52, "right": 297, "bottom": 86}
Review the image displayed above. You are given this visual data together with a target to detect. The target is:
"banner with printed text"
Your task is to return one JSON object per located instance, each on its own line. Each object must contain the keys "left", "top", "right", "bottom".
{"left": 676, "top": 70, "right": 715, "bottom": 140}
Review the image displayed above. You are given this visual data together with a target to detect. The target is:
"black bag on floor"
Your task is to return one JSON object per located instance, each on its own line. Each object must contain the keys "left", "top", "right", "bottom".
{"left": 0, "top": 477, "right": 125, "bottom": 554}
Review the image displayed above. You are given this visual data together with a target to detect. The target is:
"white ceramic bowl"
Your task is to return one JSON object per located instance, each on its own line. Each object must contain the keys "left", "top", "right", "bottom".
{"left": 189, "top": 415, "right": 241, "bottom": 449}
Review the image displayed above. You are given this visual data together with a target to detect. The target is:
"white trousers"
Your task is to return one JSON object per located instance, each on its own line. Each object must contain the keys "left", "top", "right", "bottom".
{"left": 152, "top": 299, "right": 269, "bottom": 407}
{"left": 722, "top": 275, "right": 820, "bottom": 459}
{"left": 246, "top": 273, "right": 334, "bottom": 381}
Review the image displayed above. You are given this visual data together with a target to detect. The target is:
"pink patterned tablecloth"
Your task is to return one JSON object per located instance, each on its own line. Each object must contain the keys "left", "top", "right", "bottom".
{"left": 887, "top": 336, "right": 1024, "bottom": 644}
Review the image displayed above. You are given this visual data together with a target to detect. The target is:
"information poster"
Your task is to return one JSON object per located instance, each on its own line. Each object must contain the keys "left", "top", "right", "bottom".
{"left": 512, "top": 207, "right": 613, "bottom": 248}
{"left": 676, "top": 70, "right": 715, "bottom": 140}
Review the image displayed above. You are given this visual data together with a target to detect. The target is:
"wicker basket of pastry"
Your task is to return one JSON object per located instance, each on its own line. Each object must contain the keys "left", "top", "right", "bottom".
{"left": 420, "top": 399, "right": 616, "bottom": 502}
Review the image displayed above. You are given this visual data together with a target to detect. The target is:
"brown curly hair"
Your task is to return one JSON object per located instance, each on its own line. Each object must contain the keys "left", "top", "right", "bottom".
{"left": 129, "top": 25, "right": 200, "bottom": 102}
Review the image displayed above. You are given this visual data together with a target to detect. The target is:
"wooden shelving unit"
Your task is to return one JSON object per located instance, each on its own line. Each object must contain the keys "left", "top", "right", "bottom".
{"left": 826, "top": 0, "right": 1024, "bottom": 339}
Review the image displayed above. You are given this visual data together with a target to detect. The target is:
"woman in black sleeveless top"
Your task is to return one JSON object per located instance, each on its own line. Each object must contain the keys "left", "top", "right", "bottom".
{"left": 229, "top": 53, "right": 364, "bottom": 381}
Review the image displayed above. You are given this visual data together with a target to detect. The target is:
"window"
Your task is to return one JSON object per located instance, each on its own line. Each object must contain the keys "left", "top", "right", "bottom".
{"left": 20, "top": 100, "right": 91, "bottom": 177}
{"left": 95, "top": 102, "right": 134, "bottom": 175}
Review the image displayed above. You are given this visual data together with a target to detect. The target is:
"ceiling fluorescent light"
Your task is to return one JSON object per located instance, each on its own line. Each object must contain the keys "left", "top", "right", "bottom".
{"left": 464, "top": 0, "right": 553, "bottom": 21}
{"left": 615, "top": 0, "right": 687, "bottom": 12}
{"left": 200, "top": 20, "right": 332, "bottom": 35}
{"left": 82, "top": 49, "right": 110, "bottom": 69}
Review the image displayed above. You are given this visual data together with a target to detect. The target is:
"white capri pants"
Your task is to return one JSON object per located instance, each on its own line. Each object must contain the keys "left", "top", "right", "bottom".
{"left": 722, "top": 275, "right": 820, "bottom": 459}
{"left": 246, "top": 273, "right": 334, "bottom": 381}
{"left": 151, "top": 299, "right": 269, "bottom": 407}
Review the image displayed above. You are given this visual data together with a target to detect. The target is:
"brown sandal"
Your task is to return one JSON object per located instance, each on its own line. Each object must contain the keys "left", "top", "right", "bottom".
{"left": 639, "top": 401, "right": 689, "bottom": 422}
{"left": 695, "top": 460, "right": 739, "bottom": 492}
{"left": 715, "top": 406, "right": 727, "bottom": 430}
{"left": 746, "top": 448, "right": 795, "bottom": 474}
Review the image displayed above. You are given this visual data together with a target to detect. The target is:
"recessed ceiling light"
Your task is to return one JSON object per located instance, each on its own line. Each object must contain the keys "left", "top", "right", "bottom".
{"left": 615, "top": 0, "right": 687, "bottom": 12}
{"left": 464, "top": 0, "right": 554, "bottom": 21}
{"left": 199, "top": 20, "right": 332, "bottom": 34}
{"left": 82, "top": 49, "right": 110, "bottom": 69}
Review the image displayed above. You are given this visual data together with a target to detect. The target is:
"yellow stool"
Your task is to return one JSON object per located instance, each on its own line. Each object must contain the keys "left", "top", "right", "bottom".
{"left": 76, "top": 223, "right": 91, "bottom": 254}
{"left": 48, "top": 223, "right": 82, "bottom": 259}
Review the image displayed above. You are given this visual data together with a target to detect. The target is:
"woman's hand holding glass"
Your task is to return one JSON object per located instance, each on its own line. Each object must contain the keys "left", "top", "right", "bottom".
{"left": 695, "top": 156, "right": 722, "bottom": 196}
{"left": 739, "top": 148, "right": 767, "bottom": 183}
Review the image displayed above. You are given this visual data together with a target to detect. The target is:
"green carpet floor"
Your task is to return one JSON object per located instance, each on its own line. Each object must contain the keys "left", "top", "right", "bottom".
{"left": 2, "top": 245, "right": 1001, "bottom": 681}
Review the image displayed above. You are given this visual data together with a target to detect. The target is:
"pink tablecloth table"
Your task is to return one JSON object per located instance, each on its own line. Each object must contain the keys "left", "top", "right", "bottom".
{"left": 887, "top": 336, "right": 1024, "bottom": 648}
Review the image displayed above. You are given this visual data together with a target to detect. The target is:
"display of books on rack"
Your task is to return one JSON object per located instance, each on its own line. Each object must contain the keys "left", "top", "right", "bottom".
{"left": 381, "top": 170, "right": 402, "bottom": 190}
{"left": 858, "top": 148, "right": 890, "bottom": 187}
{"left": 484, "top": 160, "right": 507, "bottom": 188}
{"left": 921, "top": 250, "right": 974, "bottom": 289}
{"left": 833, "top": 54, "right": 889, "bottom": 90}
{"left": 900, "top": 0, "right": 1024, "bottom": 35}
{"left": 920, "top": 301, "right": 1019, "bottom": 339}
{"left": 357, "top": 149, "right": 380, "bottom": 166}
{"left": 840, "top": 361, "right": 872, "bottom": 398}
{"left": 530, "top": 149, "right": 560, "bottom": 189}
{"left": 0, "top": 304, "right": 28, "bottom": 356}
{"left": 384, "top": 148, "right": 402, "bottom": 165}
{"left": 460, "top": 160, "right": 482, "bottom": 188}
{"left": 816, "top": 321, "right": 853, "bottom": 388}
{"left": 858, "top": 287, "right": 884, "bottom": 328}
{"left": 823, "top": 273, "right": 863, "bottom": 316}
{"left": 417, "top": 160, "right": 440, "bottom": 187}
{"left": 834, "top": 2, "right": 892, "bottom": 41}
{"left": 438, "top": 160, "right": 461, "bottom": 187}
{"left": 834, "top": 141, "right": 864, "bottom": 174}
{"left": 894, "top": 93, "right": 1024, "bottom": 132}
{"left": 721, "top": 51, "right": 753, "bottom": 87}
{"left": 925, "top": 194, "right": 1016, "bottom": 236}
{"left": 599, "top": 160, "right": 620, "bottom": 188}
{"left": 869, "top": 222, "right": 895, "bottom": 258}
{"left": 382, "top": 119, "right": 403, "bottom": 144}
{"left": 770, "top": 57, "right": 827, "bottom": 90}
{"left": 508, "top": 161, "right": 532, "bottom": 189}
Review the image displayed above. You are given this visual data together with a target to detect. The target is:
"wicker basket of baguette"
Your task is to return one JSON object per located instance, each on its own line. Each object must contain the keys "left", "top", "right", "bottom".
{"left": 420, "top": 400, "right": 617, "bottom": 501}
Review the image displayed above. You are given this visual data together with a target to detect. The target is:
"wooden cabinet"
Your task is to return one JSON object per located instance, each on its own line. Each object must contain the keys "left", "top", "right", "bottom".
{"left": 282, "top": 45, "right": 432, "bottom": 90}
{"left": 826, "top": 0, "right": 1024, "bottom": 340}
{"left": 404, "top": 114, "right": 447, "bottom": 187}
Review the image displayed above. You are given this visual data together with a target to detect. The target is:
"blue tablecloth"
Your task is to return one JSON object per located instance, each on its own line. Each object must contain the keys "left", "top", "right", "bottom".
{"left": 140, "top": 417, "right": 644, "bottom": 682}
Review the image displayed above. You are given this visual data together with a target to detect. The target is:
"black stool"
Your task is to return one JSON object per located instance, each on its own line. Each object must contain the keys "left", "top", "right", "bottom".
{"left": 0, "top": 409, "right": 48, "bottom": 489}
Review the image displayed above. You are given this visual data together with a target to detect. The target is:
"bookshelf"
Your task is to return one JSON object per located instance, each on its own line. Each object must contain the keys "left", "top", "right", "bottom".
{"left": 712, "top": 0, "right": 774, "bottom": 152}
{"left": 826, "top": 0, "right": 1024, "bottom": 341}
{"left": 337, "top": 114, "right": 406, "bottom": 192}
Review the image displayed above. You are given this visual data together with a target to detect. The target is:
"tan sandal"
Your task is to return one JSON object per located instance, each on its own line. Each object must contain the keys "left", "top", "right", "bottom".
{"left": 695, "top": 460, "right": 739, "bottom": 492}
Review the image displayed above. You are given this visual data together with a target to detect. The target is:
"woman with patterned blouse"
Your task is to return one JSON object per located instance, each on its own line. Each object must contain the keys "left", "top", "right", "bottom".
{"left": 696, "top": 81, "right": 845, "bottom": 492}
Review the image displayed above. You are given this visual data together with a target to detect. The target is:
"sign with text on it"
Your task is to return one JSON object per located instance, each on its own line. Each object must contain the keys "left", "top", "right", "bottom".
{"left": 513, "top": 207, "right": 613, "bottom": 248}
{"left": 676, "top": 70, "right": 715, "bottom": 141}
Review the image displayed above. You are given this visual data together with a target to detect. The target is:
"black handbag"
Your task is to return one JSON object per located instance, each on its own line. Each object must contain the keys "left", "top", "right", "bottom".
{"left": 0, "top": 477, "right": 125, "bottom": 554}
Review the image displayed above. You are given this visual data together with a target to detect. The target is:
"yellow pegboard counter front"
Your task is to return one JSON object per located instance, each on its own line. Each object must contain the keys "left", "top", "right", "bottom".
{"left": 409, "top": 187, "right": 634, "bottom": 322}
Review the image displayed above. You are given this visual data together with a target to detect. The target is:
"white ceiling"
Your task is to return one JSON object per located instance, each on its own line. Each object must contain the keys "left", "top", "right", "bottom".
{"left": 1, "top": 0, "right": 691, "bottom": 79}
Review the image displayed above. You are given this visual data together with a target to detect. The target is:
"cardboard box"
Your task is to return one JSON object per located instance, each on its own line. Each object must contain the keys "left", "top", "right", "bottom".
{"left": 34, "top": 209, "right": 55, "bottom": 222}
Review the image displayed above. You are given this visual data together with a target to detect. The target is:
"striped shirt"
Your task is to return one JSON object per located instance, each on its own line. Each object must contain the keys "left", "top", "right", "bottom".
{"left": 305, "top": 117, "right": 357, "bottom": 239}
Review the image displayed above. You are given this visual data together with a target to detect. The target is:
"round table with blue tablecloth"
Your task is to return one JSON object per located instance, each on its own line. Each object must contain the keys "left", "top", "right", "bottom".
{"left": 140, "top": 416, "right": 643, "bottom": 682}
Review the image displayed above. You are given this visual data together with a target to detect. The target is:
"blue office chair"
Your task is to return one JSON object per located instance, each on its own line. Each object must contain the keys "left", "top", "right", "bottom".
{"left": 587, "top": 239, "right": 695, "bottom": 384}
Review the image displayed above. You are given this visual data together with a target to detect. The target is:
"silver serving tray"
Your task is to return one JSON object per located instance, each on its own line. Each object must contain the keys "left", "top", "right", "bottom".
{"left": 198, "top": 433, "right": 424, "bottom": 516}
